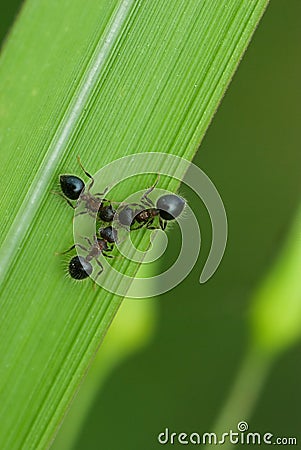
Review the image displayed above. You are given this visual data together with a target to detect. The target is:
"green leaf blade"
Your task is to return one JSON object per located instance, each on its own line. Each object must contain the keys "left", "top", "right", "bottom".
{"left": 0, "top": 0, "right": 269, "bottom": 448}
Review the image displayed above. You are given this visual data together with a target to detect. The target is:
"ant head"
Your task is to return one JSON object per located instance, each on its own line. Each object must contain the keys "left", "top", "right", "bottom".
{"left": 68, "top": 256, "right": 92, "bottom": 280}
{"left": 60, "top": 175, "right": 85, "bottom": 200}
{"left": 98, "top": 204, "right": 115, "bottom": 222}
{"left": 99, "top": 226, "right": 118, "bottom": 243}
{"left": 156, "top": 194, "right": 185, "bottom": 221}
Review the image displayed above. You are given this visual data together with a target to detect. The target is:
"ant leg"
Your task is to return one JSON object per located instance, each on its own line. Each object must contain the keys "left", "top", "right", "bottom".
{"left": 56, "top": 243, "right": 87, "bottom": 255}
{"left": 103, "top": 253, "right": 114, "bottom": 258}
{"left": 94, "top": 259, "right": 104, "bottom": 281}
{"left": 96, "top": 258, "right": 104, "bottom": 268}
{"left": 146, "top": 219, "right": 160, "bottom": 230}
{"left": 140, "top": 198, "right": 153, "bottom": 208}
{"left": 140, "top": 174, "right": 160, "bottom": 206}
{"left": 130, "top": 222, "right": 145, "bottom": 230}
{"left": 101, "top": 242, "right": 115, "bottom": 250}
{"left": 159, "top": 218, "right": 167, "bottom": 230}
{"left": 146, "top": 219, "right": 158, "bottom": 230}
{"left": 94, "top": 186, "right": 109, "bottom": 198}
{"left": 74, "top": 209, "right": 90, "bottom": 217}
{"left": 51, "top": 191, "right": 75, "bottom": 209}
{"left": 77, "top": 156, "right": 94, "bottom": 191}
{"left": 77, "top": 156, "right": 93, "bottom": 179}
{"left": 87, "top": 178, "right": 95, "bottom": 191}
{"left": 131, "top": 217, "right": 154, "bottom": 230}
{"left": 83, "top": 236, "right": 93, "bottom": 247}
{"left": 141, "top": 195, "right": 154, "bottom": 208}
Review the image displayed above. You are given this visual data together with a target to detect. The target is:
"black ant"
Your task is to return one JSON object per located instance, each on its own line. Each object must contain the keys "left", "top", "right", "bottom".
{"left": 55, "top": 156, "right": 115, "bottom": 222}
{"left": 133, "top": 193, "right": 185, "bottom": 230}
{"left": 117, "top": 178, "right": 185, "bottom": 230}
{"left": 59, "top": 235, "right": 114, "bottom": 281}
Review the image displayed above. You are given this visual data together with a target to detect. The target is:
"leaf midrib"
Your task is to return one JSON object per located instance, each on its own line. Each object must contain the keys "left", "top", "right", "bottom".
{"left": 0, "top": 0, "right": 135, "bottom": 287}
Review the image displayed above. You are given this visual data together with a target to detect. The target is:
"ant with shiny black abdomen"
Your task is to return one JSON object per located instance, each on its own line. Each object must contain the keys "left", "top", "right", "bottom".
{"left": 117, "top": 177, "right": 186, "bottom": 231}
{"left": 55, "top": 156, "right": 116, "bottom": 222}
{"left": 59, "top": 234, "right": 114, "bottom": 281}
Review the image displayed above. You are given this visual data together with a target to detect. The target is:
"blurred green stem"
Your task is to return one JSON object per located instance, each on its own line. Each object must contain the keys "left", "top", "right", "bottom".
{"left": 208, "top": 346, "right": 272, "bottom": 449}
{"left": 209, "top": 205, "right": 301, "bottom": 448}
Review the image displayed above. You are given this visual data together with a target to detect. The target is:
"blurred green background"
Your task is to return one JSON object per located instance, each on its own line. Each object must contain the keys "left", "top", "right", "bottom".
{"left": 1, "top": 0, "right": 301, "bottom": 448}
